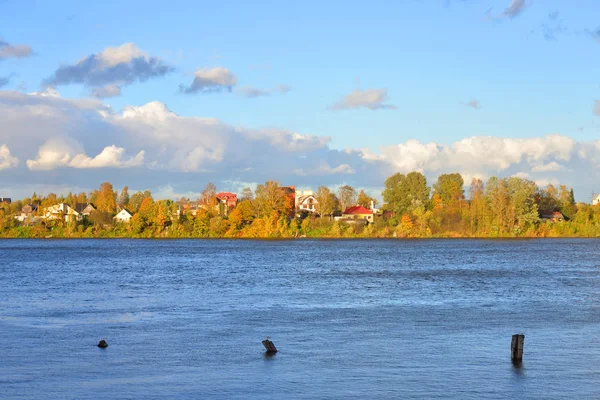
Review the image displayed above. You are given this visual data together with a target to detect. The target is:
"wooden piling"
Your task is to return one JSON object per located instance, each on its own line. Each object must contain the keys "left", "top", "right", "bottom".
{"left": 262, "top": 339, "right": 278, "bottom": 353}
{"left": 511, "top": 334, "right": 524, "bottom": 362}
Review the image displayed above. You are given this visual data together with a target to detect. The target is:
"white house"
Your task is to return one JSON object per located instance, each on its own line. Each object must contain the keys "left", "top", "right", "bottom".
{"left": 295, "top": 190, "right": 319, "bottom": 213}
{"left": 114, "top": 209, "right": 133, "bottom": 223}
{"left": 593, "top": 194, "right": 600, "bottom": 206}
{"left": 43, "top": 203, "right": 81, "bottom": 223}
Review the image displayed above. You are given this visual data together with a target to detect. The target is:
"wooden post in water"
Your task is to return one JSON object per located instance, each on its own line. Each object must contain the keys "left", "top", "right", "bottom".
{"left": 262, "top": 338, "right": 278, "bottom": 353}
{"left": 511, "top": 334, "right": 524, "bottom": 362}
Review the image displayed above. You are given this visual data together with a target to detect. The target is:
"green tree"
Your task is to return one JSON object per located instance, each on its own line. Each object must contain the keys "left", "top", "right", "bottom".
{"left": 382, "top": 172, "right": 430, "bottom": 215}
{"left": 433, "top": 173, "right": 465, "bottom": 208}
{"left": 485, "top": 177, "right": 509, "bottom": 234}
{"left": 558, "top": 185, "right": 576, "bottom": 219}
{"left": 506, "top": 177, "right": 539, "bottom": 233}
{"left": 468, "top": 178, "right": 488, "bottom": 235}
{"left": 315, "top": 186, "right": 335, "bottom": 217}
{"left": 118, "top": 186, "right": 130, "bottom": 208}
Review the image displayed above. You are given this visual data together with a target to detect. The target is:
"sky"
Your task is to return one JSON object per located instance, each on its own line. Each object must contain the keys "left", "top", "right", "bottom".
{"left": 1, "top": 0, "right": 600, "bottom": 202}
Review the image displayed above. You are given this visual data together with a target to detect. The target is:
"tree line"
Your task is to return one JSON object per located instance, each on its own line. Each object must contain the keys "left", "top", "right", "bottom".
{"left": 1, "top": 172, "right": 600, "bottom": 238}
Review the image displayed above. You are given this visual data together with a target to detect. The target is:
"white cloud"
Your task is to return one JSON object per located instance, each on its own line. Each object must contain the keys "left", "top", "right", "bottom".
{"left": 330, "top": 88, "right": 396, "bottom": 110}
{"left": 504, "top": 0, "right": 526, "bottom": 18}
{"left": 0, "top": 144, "right": 19, "bottom": 170}
{"left": 26, "top": 138, "right": 144, "bottom": 171}
{"left": 2, "top": 88, "right": 600, "bottom": 202}
{"left": 531, "top": 161, "right": 565, "bottom": 172}
{"left": 42, "top": 43, "right": 173, "bottom": 94}
{"left": 181, "top": 67, "right": 237, "bottom": 94}
{"left": 0, "top": 40, "right": 32, "bottom": 60}
{"left": 69, "top": 145, "right": 144, "bottom": 169}
{"left": 236, "top": 84, "right": 291, "bottom": 98}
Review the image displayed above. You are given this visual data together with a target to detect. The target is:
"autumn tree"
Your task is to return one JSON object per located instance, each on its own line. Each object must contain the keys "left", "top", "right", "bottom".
{"left": 485, "top": 177, "right": 509, "bottom": 234}
{"left": 254, "top": 181, "right": 291, "bottom": 217}
{"left": 200, "top": 182, "right": 217, "bottom": 207}
{"left": 338, "top": 185, "right": 357, "bottom": 212}
{"left": 357, "top": 190, "right": 377, "bottom": 209}
{"left": 96, "top": 182, "right": 117, "bottom": 213}
{"left": 129, "top": 191, "right": 152, "bottom": 213}
{"left": 240, "top": 187, "right": 254, "bottom": 202}
{"left": 537, "top": 184, "right": 559, "bottom": 212}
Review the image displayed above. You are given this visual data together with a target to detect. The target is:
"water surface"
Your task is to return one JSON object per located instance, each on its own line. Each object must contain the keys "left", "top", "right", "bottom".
{"left": 1, "top": 239, "right": 599, "bottom": 399}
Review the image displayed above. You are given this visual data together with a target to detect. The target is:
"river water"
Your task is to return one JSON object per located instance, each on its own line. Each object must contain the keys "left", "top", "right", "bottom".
{"left": 0, "top": 239, "right": 599, "bottom": 399}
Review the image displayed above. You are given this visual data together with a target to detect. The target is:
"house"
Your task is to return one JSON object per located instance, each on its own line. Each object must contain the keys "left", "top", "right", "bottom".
{"left": 215, "top": 192, "right": 237, "bottom": 209}
{"left": 114, "top": 209, "right": 133, "bottom": 223}
{"left": 295, "top": 190, "right": 319, "bottom": 213}
{"left": 15, "top": 204, "right": 39, "bottom": 222}
{"left": 0, "top": 197, "right": 11, "bottom": 204}
{"left": 43, "top": 203, "right": 81, "bottom": 223}
{"left": 175, "top": 200, "right": 200, "bottom": 217}
{"left": 593, "top": 194, "right": 600, "bottom": 206}
{"left": 370, "top": 200, "right": 381, "bottom": 215}
{"left": 339, "top": 205, "right": 374, "bottom": 224}
{"left": 539, "top": 210, "right": 565, "bottom": 222}
{"left": 215, "top": 192, "right": 238, "bottom": 216}
{"left": 74, "top": 203, "right": 96, "bottom": 217}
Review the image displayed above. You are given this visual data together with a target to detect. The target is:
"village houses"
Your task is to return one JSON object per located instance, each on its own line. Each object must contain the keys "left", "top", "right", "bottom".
{"left": 114, "top": 209, "right": 133, "bottom": 223}
{"left": 295, "top": 190, "right": 318, "bottom": 213}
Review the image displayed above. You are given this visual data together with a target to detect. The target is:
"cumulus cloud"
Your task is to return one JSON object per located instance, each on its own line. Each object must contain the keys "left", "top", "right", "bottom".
{"left": 180, "top": 67, "right": 237, "bottom": 94}
{"left": 0, "top": 144, "right": 19, "bottom": 170}
{"left": 236, "top": 84, "right": 291, "bottom": 98}
{"left": 26, "top": 138, "right": 144, "bottom": 171}
{"left": 1, "top": 88, "right": 600, "bottom": 202}
{"left": 330, "top": 88, "right": 396, "bottom": 110}
{"left": 0, "top": 39, "right": 32, "bottom": 60}
{"left": 42, "top": 43, "right": 173, "bottom": 94}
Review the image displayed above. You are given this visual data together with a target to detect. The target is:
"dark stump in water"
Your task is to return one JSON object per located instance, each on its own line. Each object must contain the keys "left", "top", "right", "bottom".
{"left": 262, "top": 339, "right": 278, "bottom": 353}
{"left": 97, "top": 339, "right": 108, "bottom": 348}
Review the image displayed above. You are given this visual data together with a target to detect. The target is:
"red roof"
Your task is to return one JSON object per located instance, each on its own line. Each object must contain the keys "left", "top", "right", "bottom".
{"left": 215, "top": 192, "right": 237, "bottom": 200}
{"left": 343, "top": 205, "right": 373, "bottom": 215}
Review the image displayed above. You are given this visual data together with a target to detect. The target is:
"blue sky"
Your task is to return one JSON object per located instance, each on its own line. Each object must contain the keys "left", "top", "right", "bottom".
{"left": 1, "top": 0, "right": 600, "bottom": 200}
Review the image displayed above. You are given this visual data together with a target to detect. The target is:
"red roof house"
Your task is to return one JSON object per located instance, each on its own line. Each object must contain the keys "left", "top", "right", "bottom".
{"left": 215, "top": 192, "right": 238, "bottom": 208}
{"left": 342, "top": 205, "right": 374, "bottom": 223}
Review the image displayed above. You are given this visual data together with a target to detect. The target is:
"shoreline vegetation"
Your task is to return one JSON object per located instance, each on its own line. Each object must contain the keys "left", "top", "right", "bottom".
{"left": 2, "top": 172, "right": 600, "bottom": 239}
